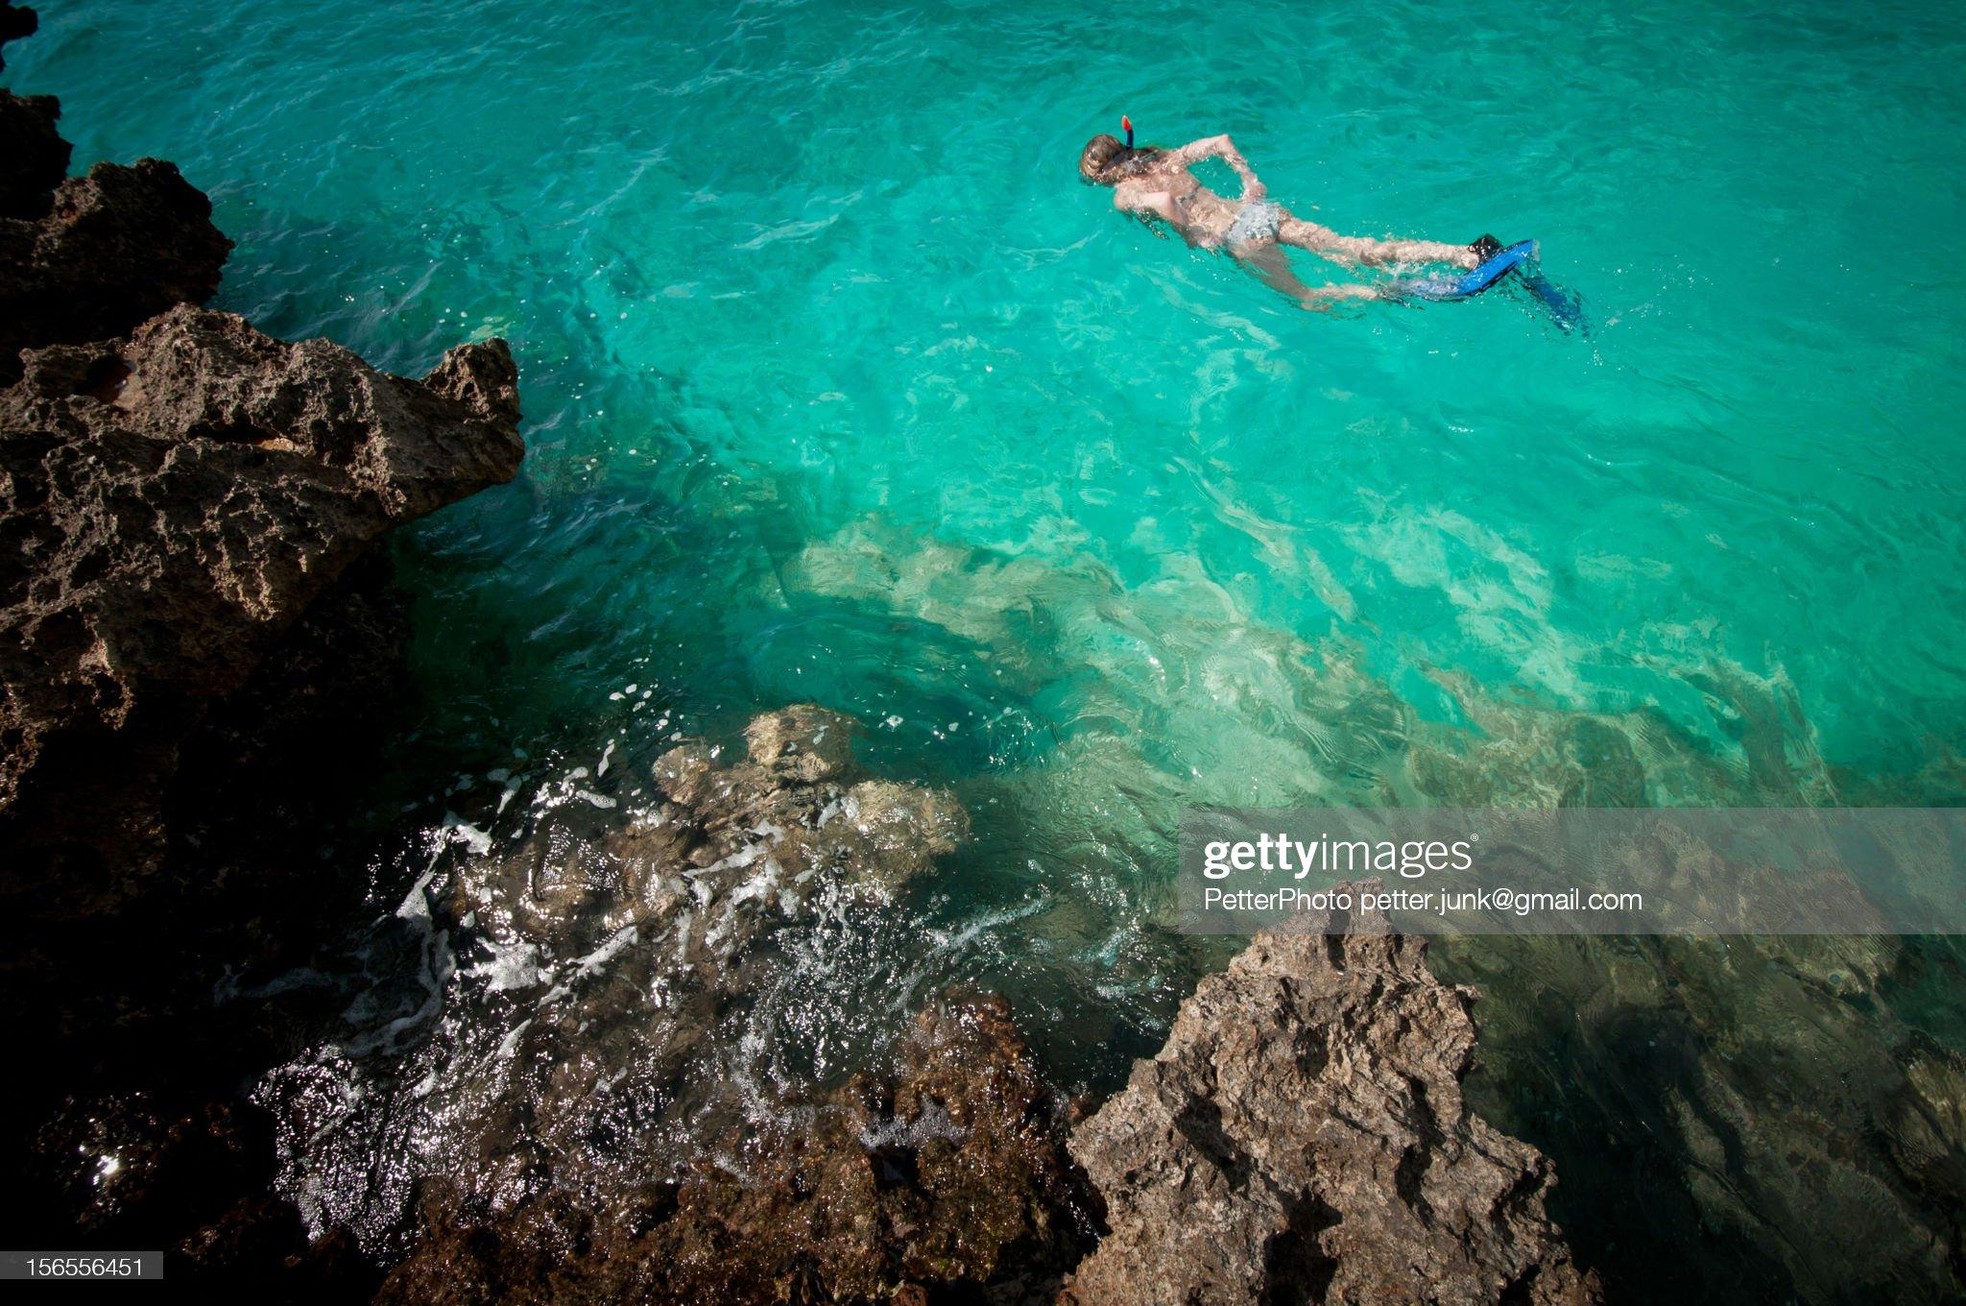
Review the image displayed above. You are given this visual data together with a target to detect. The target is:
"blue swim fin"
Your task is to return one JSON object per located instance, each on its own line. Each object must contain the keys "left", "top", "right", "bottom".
{"left": 1388, "top": 239, "right": 1586, "bottom": 332}
{"left": 1399, "top": 239, "right": 1539, "bottom": 301}
{"left": 1520, "top": 265, "right": 1586, "bottom": 333}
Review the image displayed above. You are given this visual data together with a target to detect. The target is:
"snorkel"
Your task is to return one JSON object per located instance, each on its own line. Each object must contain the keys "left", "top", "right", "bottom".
{"left": 1078, "top": 118, "right": 1159, "bottom": 184}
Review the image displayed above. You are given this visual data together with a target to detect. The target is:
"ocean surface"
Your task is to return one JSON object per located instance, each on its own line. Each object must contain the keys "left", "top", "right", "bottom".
{"left": 14, "top": 0, "right": 1966, "bottom": 1299}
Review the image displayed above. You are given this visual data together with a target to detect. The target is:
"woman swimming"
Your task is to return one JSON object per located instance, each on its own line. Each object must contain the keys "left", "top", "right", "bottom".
{"left": 1078, "top": 130, "right": 1497, "bottom": 308}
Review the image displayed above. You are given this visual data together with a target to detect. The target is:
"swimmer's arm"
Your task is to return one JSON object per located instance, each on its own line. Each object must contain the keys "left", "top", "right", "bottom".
{"left": 1166, "top": 135, "right": 1266, "bottom": 200}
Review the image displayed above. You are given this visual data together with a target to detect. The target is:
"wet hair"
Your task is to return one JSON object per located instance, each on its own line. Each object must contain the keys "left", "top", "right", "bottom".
{"left": 1079, "top": 133, "right": 1166, "bottom": 184}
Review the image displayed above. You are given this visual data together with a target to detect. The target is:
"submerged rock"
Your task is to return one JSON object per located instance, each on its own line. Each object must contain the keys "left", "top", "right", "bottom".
{"left": 1434, "top": 930, "right": 1966, "bottom": 1304}
{"left": 744, "top": 702, "right": 858, "bottom": 781}
{"left": 467, "top": 704, "right": 967, "bottom": 962}
{"left": 1064, "top": 893, "right": 1601, "bottom": 1306}
{"left": 377, "top": 995, "right": 1093, "bottom": 1306}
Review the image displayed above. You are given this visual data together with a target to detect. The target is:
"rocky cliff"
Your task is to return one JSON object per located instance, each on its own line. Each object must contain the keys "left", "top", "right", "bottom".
{"left": 1, "top": 306, "right": 521, "bottom": 884}
{"left": 0, "top": 2, "right": 523, "bottom": 1289}
{"left": 0, "top": 0, "right": 523, "bottom": 901}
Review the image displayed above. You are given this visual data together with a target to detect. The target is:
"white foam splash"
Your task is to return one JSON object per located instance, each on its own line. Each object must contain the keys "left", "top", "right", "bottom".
{"left": 466, "top": 937, "right": 540, "bottom": 993}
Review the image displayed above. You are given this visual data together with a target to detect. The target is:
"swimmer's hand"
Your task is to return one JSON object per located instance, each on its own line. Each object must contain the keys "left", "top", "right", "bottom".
{"left": 1225, "top": 146, "right": 1265, "bottom": 201}
{"left": 1170, "top": 134, "right": 1266, "bottom": 200}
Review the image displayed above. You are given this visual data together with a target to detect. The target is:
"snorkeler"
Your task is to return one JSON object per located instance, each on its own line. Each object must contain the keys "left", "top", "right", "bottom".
{"left": 1079, "top": 126, "right": 1501, "bottom": 309}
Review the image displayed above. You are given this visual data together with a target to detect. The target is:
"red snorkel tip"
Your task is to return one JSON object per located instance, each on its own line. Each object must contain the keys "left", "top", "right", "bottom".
{"left": 1121, "top": 115, "right": 1134, "bottom": 149}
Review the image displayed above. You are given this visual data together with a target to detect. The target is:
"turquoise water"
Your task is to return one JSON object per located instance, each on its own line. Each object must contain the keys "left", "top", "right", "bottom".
{"left": 21, "top": 0, "right": 1966, "bottom": 781}
{"left": 15, "top": 0, "right": 1966, "bottom": 1297}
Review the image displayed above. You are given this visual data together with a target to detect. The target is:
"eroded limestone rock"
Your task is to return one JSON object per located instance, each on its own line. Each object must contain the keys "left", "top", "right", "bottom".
{"left": 1065, "top": 896, "right": 1602, "bottom": 1306}
{"left": 0, "top": 160, "right": 232, "bottom": 378}
{"left": 0, "top": 305, "right": 523, "bottom": 881}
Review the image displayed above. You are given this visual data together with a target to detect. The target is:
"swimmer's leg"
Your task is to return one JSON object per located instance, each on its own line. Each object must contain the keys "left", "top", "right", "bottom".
{"left": 1230, "top": 238, "right": 1318, "bottom": 301}
{"left": 1233, "top": 239, "right": 1384, "bottom": 310}
{"left": 1278, "top": 217, "right": 1477, "bottom": 269}
{"left": 1298, "top": 283, "right": 1387, "bottom": 311}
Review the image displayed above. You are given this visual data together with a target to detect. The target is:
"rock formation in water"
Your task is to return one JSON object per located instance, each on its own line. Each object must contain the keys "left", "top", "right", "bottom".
{"left": 1435, "top": 928, "right": 1966, "bottom": 1304}
{"left": 260, "top": 706, "right": 980, "bottom": 1252}
{"left": 1063, "top": 895, "right": 1602, "bottom": 1306}
{"left": 0, "top": 0, "right": 524, "bottom": 889}
{"left": 459, "top": 703, "right": 969, "bottom": 982}
{"left": 0, "top": 155, "right": 232, "bottom": 377}
{"left": 377, "top": 994, "right": 1094, "bottom": 1306}
{"left": 1, "top": 305, "right": 522, "bottom": 881}
{"left": 0, "top": 3, "right": 523, "bottom": 1290}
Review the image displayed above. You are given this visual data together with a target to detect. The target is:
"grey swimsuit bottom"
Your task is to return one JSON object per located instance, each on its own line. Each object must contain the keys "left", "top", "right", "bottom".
{"left": 1225, "top": 199, "right": 1284, "bottom": 244}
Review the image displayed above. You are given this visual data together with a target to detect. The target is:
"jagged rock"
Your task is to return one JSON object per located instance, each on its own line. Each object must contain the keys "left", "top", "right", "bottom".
{"left": 0, "top": 303, "right": 523, "bottom": 884}
{"left": 377, "top": 994, "right": 1093, "bottom": 1306}
{"left": 0, "top": 90, "right": 67, "bottom": 219}
{"left": 1064, "top": 895, "right": 1601, "bottom": 1306}
{"left": 1, "top": 13, "right": 226, "bottom": 374}
{"left": 0, "top": 160, "right": 233, "bottom": 380}
{"left": 0, "top": 9, "right": 527, "bottom": 1298}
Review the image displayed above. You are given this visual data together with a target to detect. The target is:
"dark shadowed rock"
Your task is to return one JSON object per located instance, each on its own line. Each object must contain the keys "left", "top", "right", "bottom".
{"left": 0, "top": 8, "right": 527, "bottom": 1296}
{"left": 0, "top": 90, "right": 67, "bottom": 218}
{"left": 25, "top": 1090, "right": 378, "bottom": 1300}
{"left": 0, "top": 303, "right": 522, "bottom": 890}
{"left": 0, "top": 2, "right": 35, "bottom": 68}
{"left": 1064, "top": 895, "right": 1601, "bottom": 1306}
{"left": 0, "top": 160, "right": 233, "bottom": 379}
